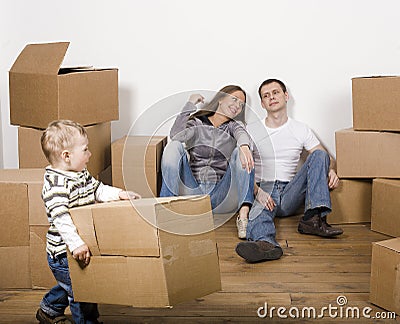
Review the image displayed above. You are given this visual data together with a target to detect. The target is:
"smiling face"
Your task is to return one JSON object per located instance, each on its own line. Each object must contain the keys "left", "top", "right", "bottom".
{"left": 216, "top": 90, "right": 246, "bottom": 119}
{"left": 260, "top": 82, "right": 289, "bottom": 113}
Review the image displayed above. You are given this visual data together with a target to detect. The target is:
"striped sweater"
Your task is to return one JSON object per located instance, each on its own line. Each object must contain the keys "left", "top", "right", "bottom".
{"left": 42, "top": 167, "right": 122, "bottom": 257}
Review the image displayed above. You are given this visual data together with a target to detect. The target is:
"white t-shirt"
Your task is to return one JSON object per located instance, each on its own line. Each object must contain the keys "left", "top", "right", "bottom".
{"left": 248, "top": 117, "right": 320, "bottom": 182}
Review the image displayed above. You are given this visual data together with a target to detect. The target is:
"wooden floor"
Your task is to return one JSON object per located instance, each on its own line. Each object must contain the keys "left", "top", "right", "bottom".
{"left": 1, "top": 216, "right": 398, "bottom": 323}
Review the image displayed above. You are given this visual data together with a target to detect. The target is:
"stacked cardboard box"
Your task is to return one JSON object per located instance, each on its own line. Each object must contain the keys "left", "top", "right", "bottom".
{"left": 111, "top": 135, "right": 167, "bottom": 197}
{"left": 0, "top": 169, "right": 55, "bottom": 289}
{"left": 336, "top": 76, "right": 400, "bottom": 314}
{"left": 9, "top": 41, "right": 118, "bottom": 181}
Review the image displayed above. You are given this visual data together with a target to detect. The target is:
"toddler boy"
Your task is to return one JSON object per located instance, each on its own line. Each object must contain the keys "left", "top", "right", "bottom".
{"left": 36, "top": 120, "right": 140, "bottom": 324}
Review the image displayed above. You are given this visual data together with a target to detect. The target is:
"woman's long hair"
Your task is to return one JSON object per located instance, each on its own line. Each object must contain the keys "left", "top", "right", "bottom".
{"left": 190, "top": 85, "right": 247, "bottom": 124}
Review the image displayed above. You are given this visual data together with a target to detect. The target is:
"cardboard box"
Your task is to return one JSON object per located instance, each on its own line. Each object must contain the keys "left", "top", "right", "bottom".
{"left": 370, "top": 238, "right": 400, "bottom": 315}
{"left": 0, "top": 169, "right": 46, "bottom": 245}
{"left": 18, "top": 122, "right": 111, "bottom": 178}
{"left": 371, "top": 179, "right": 400, "bottom": 237}
{"left": 353, "top": 76, "right": 400, "bottom": 131}
{"left": 68, "top": 195, "right": 221, "bottom": 307}
{"left": 112, "top": 136, "right": 167, "bottom": 197}
{"left": 329, "top": 179, "right": 372, "bottom": 224}
{"left": 30, "top": 226, "right": 57, "bottom": 289}
{"left": 9, "top": 42, "right": 118, "bottom": 128}
{"left": 336, "top": 128, "right": 400, "bottom": 178}
{"left": 0, "top": 246, "right": 31, "bottom": 289}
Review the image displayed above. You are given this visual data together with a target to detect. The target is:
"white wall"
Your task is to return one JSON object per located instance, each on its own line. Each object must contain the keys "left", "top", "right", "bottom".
{"left": 1, "top": 0, "right": 400, "bottom": 168}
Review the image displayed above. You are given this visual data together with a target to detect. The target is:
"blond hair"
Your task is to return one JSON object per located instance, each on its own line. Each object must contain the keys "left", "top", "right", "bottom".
{"left": 41, "top": 120, "right": 87, "bottom": 164}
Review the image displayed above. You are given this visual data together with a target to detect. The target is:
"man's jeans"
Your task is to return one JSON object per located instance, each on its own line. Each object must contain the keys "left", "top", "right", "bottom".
{"left": 247, "top": 150, "right": 331, "bottom": 247}
{"left": 160, "top": 140, "right": 254, "bottom": 213}
{"left": 40, "top": 253, "right": 99, "bottom": 324}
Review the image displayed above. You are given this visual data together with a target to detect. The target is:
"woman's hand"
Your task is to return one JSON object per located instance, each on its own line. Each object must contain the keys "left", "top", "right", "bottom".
{"left": 239, "top": 145, "right": 254, "bottom": 173}
{"left": 119, "top": 191, "right": 142, "bottom": 200}
{"left": 256, "top": 187, "right": 276, "bottom": 211}
{"left": 188, "top": 94, "right": 205, "bottom": 105}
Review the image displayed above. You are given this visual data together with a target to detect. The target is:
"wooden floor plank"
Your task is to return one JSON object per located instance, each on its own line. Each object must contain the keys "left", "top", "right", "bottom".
{"left": 1, "top": 217, "right": 398, "bottom": 323}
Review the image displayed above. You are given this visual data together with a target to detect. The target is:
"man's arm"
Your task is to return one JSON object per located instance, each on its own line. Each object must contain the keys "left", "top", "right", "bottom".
{"left": 308, "top": 144, "right": 339, "bottom": 189}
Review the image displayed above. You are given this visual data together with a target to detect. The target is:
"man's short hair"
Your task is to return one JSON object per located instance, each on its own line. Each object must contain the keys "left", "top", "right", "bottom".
{"left": 41, "top": 120, "right": 87, "bottom": 164}
{"left": 258, "top": 79, "right": 287, "bottom": 98}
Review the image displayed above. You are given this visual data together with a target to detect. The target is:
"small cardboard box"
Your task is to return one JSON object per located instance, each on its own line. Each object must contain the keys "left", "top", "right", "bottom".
{"left": 353, "top": 76, "right": 400, "bottom": 131}
{"left": 0, "top": 169, "right": 46, "bottom": 245}
{"left": 9, "top": 42, "right": 118, "bottom": 129}
{"left": 371, "top": 179, "right": 400, "bottom": 237}
{"left": 30, "top": 226, "right": 56, "bottom": 289}
{"left": 329, "top": 179, "right": 372, "bottom": 224}
{"left": 68, "top": 195, "right": 221, "bottom": 307}
{"left": 19, "top": 122, "right": 111, "bottom": 179}
{"left": 0, "top": 246, "right": 31, "bottom": 289}
{"left": 112, "top": 136, "right": 167, "bottom": 197}
{"left": 370, "top": 238, "right": 400, "bottom": 315}
{"left": 336, "top": 128, "right": 400, "bottom": 178}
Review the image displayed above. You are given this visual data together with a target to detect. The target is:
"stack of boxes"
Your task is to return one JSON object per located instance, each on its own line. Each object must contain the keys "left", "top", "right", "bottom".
{"left": 335, "top": 76, "right": 400, "bottom": 314}
{"left": 9, "top": 42, "right": 119, "bottom": 181}
{"left": 1, "top": 41, "right": 119, "bottom": 290}
{"left": 1, "top": 42, "right": 221, "bottom": 306}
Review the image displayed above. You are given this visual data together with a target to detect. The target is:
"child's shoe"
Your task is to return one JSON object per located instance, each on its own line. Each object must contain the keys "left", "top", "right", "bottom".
{"left": 36, "top": 308, "right": 72, "bottom": 324}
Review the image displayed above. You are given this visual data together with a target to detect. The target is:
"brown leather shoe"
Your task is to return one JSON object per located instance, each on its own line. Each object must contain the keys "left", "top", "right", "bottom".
{"left": 236, "top": 241, "right": 283, "bottom": 263}
{"left": 298, "top": 215, "right": 343, "bottom": 237}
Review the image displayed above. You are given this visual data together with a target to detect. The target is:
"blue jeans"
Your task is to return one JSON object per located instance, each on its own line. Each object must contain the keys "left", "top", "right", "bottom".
{"left": 160, "top": 140, "right": 254, "bottom": 213}
{"left": 40, "top": 253, "right": 99, "bottom": 324}
{"left": 247, "top": 150, "right": 331, "bottom": 247}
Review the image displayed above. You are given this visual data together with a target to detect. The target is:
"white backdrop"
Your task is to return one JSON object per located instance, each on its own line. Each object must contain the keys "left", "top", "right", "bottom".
{"left": 1, "top": 0, "right": 399, "bottom": 168}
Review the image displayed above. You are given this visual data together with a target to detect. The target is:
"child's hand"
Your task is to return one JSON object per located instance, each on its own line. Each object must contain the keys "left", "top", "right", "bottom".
{"left": 119, "top": 191, "right": 141, "bottom": 200}
{"left": 72, "top": 244, "right": 91, "bottom": 266}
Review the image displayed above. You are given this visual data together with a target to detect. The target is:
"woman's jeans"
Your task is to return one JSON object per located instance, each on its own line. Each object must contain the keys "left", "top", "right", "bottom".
{"left": 40, "top": 253, "right": 99, "bottom": 324}
{"left": 247, "top": 150, "right": 332, "bottom": 247}
{"left": 160, "top": 140, "right": 254, "bottom": 214}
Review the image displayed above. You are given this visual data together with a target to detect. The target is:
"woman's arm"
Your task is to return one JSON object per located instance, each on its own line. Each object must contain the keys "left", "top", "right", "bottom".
{"left": 170, "top": 94, "right": 204, "bottom": 142}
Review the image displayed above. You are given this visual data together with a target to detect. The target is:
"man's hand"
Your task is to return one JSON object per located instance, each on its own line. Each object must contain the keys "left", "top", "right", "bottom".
{"left": 72, "top": 244, "right": 91, "bottom": 266}
{"left": 256, "top": 187, "right": 276, "bottom": 211}
{"left": 119, "top": 191, "right": 141, "bottom": 200}
{"left": 328, "top": 169, "right": 339, "bottom": 189}
{"left": 239, "top": 145, "right": 254, "bottom": 173}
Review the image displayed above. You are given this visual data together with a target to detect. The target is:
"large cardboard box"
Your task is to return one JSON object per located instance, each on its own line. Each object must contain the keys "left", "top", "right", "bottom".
{"left": 371, "top": 179, "right": 400, "bottom": 237}
{"left": 370, "top": 238, "right": 400, "bottom": 315}
{"left": 112, "top": 136, "right": 167, "bottom": 197}
{"left": 0, "top": 169, "right": 46, "bottom": 245}
{"left": 336, "top": 128, "right": 400, "bottom": 178}
{"left": 0, "top": 246, "right": 31, "bottom": 289}
{"left": 30, "top": 226, "right": 57, "bottom": 289}
{"left": 9, "top": 42, "right": 118, "bottom": 129}
{"left": 329, "top": 179, "right": 372, "bottom": 224}
{"left": 68, "top": 196, "right": 221, "bottom": 307}
{"left": 19, "top": 123, "right": 111, "bottom": 178}
{"left": 353, "top": 76, "right": 400, "bottom": 131}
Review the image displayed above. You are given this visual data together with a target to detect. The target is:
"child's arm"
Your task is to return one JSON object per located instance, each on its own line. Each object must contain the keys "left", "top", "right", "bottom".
{"left": 71, "top": 243, "right": 91, "bottom": 265}
{"left": 94, "top": 180, "right": 141, "bottom": 202}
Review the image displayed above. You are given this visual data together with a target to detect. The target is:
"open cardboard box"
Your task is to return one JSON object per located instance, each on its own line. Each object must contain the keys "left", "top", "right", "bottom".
{"left": 9, "top": 42, "right": 119, "bottom": 128}
{"left": 68, "top": 195, "right": 221, "bottom": 307}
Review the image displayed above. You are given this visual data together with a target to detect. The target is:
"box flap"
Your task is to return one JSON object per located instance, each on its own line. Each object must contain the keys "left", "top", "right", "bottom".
{"left": 374, "top": 238, "right": 400, "bottom": 252}
{"left": 10, "top": 42, "right": 69, "bottom": 75}
{"left": 0, "top": 168, "right": 44, "bottom": 183}
{"left": 155, "top": 195, "right": 213, "bottom": 235}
